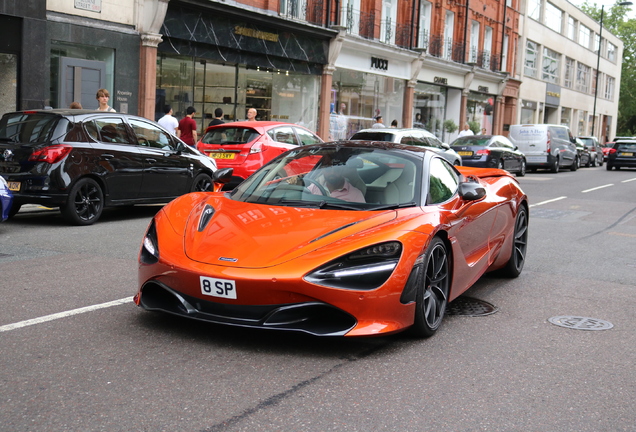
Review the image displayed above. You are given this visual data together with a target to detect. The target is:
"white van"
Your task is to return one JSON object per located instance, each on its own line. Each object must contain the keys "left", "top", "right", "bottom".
{"left": 508, "top": 124, "right": 579, "bottom": 172}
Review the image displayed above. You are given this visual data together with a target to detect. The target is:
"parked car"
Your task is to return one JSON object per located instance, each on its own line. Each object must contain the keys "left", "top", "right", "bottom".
{"left": 577, "top": 136, "right": 604, "bottom": 167}
{"left": 606, "top": 139, "right": 636, "bottom": 170}
{"left": 349, "top": 128, "right": 462, "bottom": 166}
{"left": 450, "top": 134, "right": 526, "bottom": 176}
{"left": 135, "top": 142, "right": 529, "bottom": 338}
{"left": 0, "top": 109, "right": 220, "bottom": 225}
{"left": 0, "top": 175, "right": 13, "bottom": 222}
{"left": 197, "top": 121, "right": 323, "bottom": 189}
{"left": 508, "top": 124, "right": 579, "bottom": 172}
{"left": 575, "top": 137, "right": 592, "bottom": 168}
{"left": 603, "top": 141, "right": 614, "bottom": 162}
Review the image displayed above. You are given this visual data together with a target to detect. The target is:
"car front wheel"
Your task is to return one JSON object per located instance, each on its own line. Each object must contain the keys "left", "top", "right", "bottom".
{"left": 62, "top": 178, "right": 104, "bottom": 226}
{"left": 411, "top": 237, "right": 450, "bottom": 338}
{"left": 191, "top": 173, "right": 213, "bottom": 192}
{"left": 499, "top": 205, "right": 528, "bottom": 278}
{"left": 516, "top": 159, "right": 526, "bottom": 177}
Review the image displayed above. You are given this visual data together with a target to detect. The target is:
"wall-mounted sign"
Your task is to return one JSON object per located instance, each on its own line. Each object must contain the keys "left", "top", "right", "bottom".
{"left": 434, "top": 76, "right": 448, "bottom": 85}
{"left": 75, "top": 0, "right": 101, "bottom": 12}
{"left": 234, "top": 26, "right": 279, "bottom": 43}
{"left": 371, "top": 56, "right": 389, "bottom": 71}
{"left": 478, "top": 85, "right": 489, "bottom": 93}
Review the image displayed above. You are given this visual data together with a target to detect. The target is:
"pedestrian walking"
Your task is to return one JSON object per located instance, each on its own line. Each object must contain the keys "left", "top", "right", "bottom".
{"left": 179, "top": 106, "right": 198, "bottom": 146}
{"left": 158, "top": 105, "right": 180, "bottom": 137}
{"left": 371, "top": 115, "right": 385, "bottom": 129}
{"left": 458, "top": 123, "right": 474, "bottom": 137}
{"left": 208, "top": 108, "right": 225, "bottom": 127}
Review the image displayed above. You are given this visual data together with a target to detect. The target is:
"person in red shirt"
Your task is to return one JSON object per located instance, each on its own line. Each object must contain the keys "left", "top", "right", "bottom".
{"left": 179, "top": 106, "right": 198, "bottom": 146}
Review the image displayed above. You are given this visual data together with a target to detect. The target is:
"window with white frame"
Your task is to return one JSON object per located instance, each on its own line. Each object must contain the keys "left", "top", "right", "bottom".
{"left": 591, "top": 69, "right": 598, "bottom": 96}
{"left": 525, "top": 40, "right": 539, "bottom": 78}
{"left": 281, "top": 0, "right": 305, "bottom": 20}
{"left": 545, "top": 3, "right": 563, "bottom": 33}
{"left": 341, "top": 0, "right": 361, "bottom": 36}
{"left": 419, "top": 1, "right": 432, "bottom": 50}
{"left": 605, "top": 76, "right": 615, "bottom": 100}
{"left": 380, "top": 0, "right": 397, "bottom": 44}
{"left": 579, "top": 25, "right": 591, "bottom": 48}
{"left": 564, "top": 57, "right": 574, "bottom": 88}
{"left": 483, "top": 26, "right": 493, "bottom": 68}
{"left": 568, "top": 17, "right": 576, "bottom": 40}
{"left": 542, "top": 47, "right": 560, "bottom": 83}
{"left": 594, "top": 34, "right": 601, "bottom": 53}
{"left": 528, "top": 0, "right": 541, "bottom": 20}
{"left": 470, "top": 20, "right": 480, "bottom": 63}
{"left": 576, "top": 62, "right": 590, "bottom": 93}
{"left": 501, "top": 34, "right": 509, "bottom": 72}
{"left": 607, "top": 42, "right": 616, "bottom": 62}
{"left": 443, "top": 11, "right": 455, "bottom": 60}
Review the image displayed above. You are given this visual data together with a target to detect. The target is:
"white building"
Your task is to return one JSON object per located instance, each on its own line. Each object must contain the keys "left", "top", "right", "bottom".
{"left": 517, "top": 0, "right": 623, "bottom": 142}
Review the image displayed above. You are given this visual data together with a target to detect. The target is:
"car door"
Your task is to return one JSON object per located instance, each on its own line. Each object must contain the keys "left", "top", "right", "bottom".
{"left": 127, "top": 118, "right": 192, "bottom": 199}
{"left": 293, "top": 127, "right": 323, "bottom": 146}
{"left": 550, "top": 126, "right": 576, "bottom": 165}
{"left": 85, "top": 116, "right": 144, "bottom": 201}
{"left": 496, "top": 138, "right": 518, "bottom": 171}
{"left": 267, "top": 126, "right": 301, "bottom": 156}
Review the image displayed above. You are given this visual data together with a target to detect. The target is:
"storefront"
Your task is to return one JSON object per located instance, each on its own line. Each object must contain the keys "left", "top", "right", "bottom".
{"left": 157, "top": 3, "right": 333, "bottom": 134}
{"left": 413, "top": 82, "right": 447, "bottom": 139}
{"left": 466, "top": 90, "right": 496, "bottom": 134}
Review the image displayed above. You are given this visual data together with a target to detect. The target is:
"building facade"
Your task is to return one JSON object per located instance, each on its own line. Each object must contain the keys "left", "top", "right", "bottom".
{"left": 518, "top": 0, "right": 623, "bottom": 143}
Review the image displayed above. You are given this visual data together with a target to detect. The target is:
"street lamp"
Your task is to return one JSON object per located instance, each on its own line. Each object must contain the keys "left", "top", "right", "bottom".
{"left": 591, "top": 1, "right": 632, "bottom": 137}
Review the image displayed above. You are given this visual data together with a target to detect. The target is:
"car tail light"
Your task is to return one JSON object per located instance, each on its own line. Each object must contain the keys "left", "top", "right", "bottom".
{"left": 476, "top": 149, "right": 491, "bottom": 155}
{"left": 609, "top": 148, "right": 617, "bottom": 154}
{"left": 546, "top": 131, "right": 551, "bottom": 153}
{"left": 28, "top": 145, "right": 72, "bottom": 163}
{"left": 249, "top": 142, "right": 264, "bottom": 154}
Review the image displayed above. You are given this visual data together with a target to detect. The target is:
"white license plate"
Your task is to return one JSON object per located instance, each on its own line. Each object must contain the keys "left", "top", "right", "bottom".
{"left": 200, "top": 276, "right": 237, "bottom": 299}
{"left": 526, "top": 155, "right": 547, "bottom": 163}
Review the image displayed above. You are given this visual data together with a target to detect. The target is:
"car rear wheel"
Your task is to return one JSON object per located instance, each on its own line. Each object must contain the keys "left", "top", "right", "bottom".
{"left": 499, "top": 205, "right": 528, "bottom": 278}
{"left": 62, "top": 178, "right": 104, "bottom": 226}
{"left": 411, "top": 237, "right": 449, "bottom": 338}
{"left": 570, "top": 156, "right": 579, "bottom": 171}
{"left": 606, "top": 163, "right": 613, "bottom": 171}
{"left": 191, "top": 173, "right": 213, "bottom": 192}
{"left": 8, "top": 203, "right": 22, "bottom": 219}
{"left": 516, "top": 160, "right": 526, "bottom": 177}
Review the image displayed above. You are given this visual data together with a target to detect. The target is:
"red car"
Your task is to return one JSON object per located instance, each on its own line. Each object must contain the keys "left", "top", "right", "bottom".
{"left": 135, "top": 142, "right": 529, "bottom": 338}
{"left": 603, "top": 142, "right": 614, "bottom": 162}
{"left": 197, "top": 121, "right": 323, "bottom": 189}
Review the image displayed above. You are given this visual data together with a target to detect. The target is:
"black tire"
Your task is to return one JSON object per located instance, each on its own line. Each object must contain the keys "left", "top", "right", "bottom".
{"left": 590, "top": 155, "right": 597, "bottom": 167}
{"left": 598, "top": 156, "right": 603, "bottom": 167}
{"left": 191, "top": 173, "right": 213, "bottom": 192}
{"left": 570, "top": 156, "right": 579, "bottom": 171}
{"left": 606, "top": 163, "right": 613, "bottom": 171}
{"left": 8, "top": 203, "right": 22, "bottom": 219}
{"left": 61, "top": 178, "right": 104, "bottom": 226}
{"left": 410, "top": 237, "right": 450, "bottom": 338}
{"left": 499, "top": 205, "right": 528, "bottom": 278}
{"left": 516, "top": 159, "right": 526, "bottom": 177}
{"left": 550, "top": 157, "right": 559, "bottom": 173}
{"left": 497, "top": 159, "right": 504, "bottom": 170}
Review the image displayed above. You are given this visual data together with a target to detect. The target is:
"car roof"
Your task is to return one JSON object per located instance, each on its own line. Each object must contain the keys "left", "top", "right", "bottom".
{"left": 320, "top": 140, "right": 438, "bottom": 157}
{"left": 204, "top": 121, "right": 315, "bottom": 134}
{"left": 5, "top": 109, "right": 150, "bottom": 120}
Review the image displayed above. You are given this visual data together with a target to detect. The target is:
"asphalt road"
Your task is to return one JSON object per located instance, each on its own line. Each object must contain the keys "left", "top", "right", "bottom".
{"left": 1, "top": 165, "right": 635, "bottom": 432}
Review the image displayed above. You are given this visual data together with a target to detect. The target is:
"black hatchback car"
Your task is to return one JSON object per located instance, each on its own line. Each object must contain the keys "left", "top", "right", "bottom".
{"left": 0, "top": 109, "right": 219, "bottom": 225}
{"left": 606, "top": 139, "right": 636, "bottom": 170}
{"left": 450, "top": 135, "right": 526, "bottom": 176}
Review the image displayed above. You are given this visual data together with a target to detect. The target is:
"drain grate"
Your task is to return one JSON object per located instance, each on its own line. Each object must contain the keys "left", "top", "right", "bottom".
{"left": 447, "top": 296, "right": 498, "bottom": 317}
{"left": 548, "top": 316, "right": 614, "bottom": 331}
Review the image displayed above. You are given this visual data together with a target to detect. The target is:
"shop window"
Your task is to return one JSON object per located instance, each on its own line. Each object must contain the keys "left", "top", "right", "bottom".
{"left": 525, "top": 41, "right": 538, "bottom": 78}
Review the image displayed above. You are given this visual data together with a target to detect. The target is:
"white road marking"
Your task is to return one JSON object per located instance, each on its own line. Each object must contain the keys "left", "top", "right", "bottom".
{"left": 529, "top": 196, "right": 567, "bottom": 207}
{"left": 0, "top": 297, "right": 134, "bottom": 333}
{"left": 621, "top": 177, "right": 636, "bottom": 183}
{"left": 582, "top": 184, "right": 614, "bottom": 193}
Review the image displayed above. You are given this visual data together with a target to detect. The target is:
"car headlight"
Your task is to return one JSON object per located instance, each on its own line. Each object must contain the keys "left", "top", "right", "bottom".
{"left": 140, "top": 220, "right": 159, "bottom": 264}
{"left": 304, "top": 241, "right": 402, "bottom": 290}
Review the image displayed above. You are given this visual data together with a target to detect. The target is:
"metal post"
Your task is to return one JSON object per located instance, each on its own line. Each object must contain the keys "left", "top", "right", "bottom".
{"left": 591, "top": 5, "right": 603, "bottom": 137}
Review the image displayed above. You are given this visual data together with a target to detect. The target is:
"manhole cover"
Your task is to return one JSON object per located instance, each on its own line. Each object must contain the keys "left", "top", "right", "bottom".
{"left": 548, "top": 316, "right": 614, "bottom": 331}
{"left": 447, "top": 297, "right": 498, "bottom": 317}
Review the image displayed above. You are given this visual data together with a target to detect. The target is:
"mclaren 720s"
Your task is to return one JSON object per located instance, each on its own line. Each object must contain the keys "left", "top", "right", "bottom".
{"left": 135, "top": 142, "right": 529, "bottom": 337}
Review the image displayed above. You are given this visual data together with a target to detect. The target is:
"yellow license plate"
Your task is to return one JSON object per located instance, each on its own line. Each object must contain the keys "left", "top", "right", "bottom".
{"left": 621, "top": 152, "right": 634, "bottom": 157}
{"left": 458, "top": 151, "right": 473, "bottom": 156}
{"left": 8, "top": 181, "right": 20, "bottom": 192}
{"left": 209, "top": 152, "right": 235, "bottom": 160}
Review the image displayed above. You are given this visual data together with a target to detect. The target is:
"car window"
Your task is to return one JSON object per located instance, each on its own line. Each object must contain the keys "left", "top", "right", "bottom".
{"left": 128, "top": 119, "right": 174, "bottom": 150}
{"left": 427, "top": 157, "right": 459, "bottom": 204}
{"left": 0, "top": 113, "right": 59, "bottom": 144}
{"left": 294, "top": 127, "right": 322, "bottom": 145}
{"left": 268, "top": 126, "right": 299, "bottom": 145}
{"left": 425, "top": 136, "right": 443, "bottom": 149}
{"left": 400, "top": 134, "right": 415, "bottom": 145}
{"left": 201, "top": 127, "right": 259, "bottom": 145}
{"left": 497, "top": 139, "right": 514, "bottom": 149}
{"left": 88, "top": 118, "right": 131, "bottom": 144}
{"left": 549, "top": 126, "right": 569, "bottom": 140}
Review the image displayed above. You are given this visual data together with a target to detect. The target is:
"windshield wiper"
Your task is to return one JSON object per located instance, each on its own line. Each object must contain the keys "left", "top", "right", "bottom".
{"left": 366, "top": 201, "right": 418, "bottom": 211}
{"left": 316, "top": 201, "right": 362, "bottom": 210}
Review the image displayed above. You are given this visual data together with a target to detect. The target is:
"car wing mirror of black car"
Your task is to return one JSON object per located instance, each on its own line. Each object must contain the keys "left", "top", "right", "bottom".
{"left": 459, "top": 181, "right": 486, "bottom": 201}
{"left": 213, "top": 168, "right": 233, "bottom": 184}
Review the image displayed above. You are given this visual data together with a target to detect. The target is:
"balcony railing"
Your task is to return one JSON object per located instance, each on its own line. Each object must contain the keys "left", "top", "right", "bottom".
{"left": 280, "top": 0, "right": 325, "bottom": 26}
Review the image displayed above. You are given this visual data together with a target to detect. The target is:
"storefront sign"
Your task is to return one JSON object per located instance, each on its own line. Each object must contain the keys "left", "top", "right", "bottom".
{"left": 75, "top": 0, "right": 101, "bottom": 12}
{"left": 234, "top": 26, "right": 279, "bottom": 43}
{"left": 433, "top": 76, "right": 448, "bottom": 85}
{"left": 478, "top": 86, "right": 489, "bottom": 93}
{"left": 545, "top": 83, "right": 561, "bottom": 106}
{"left": 116, "top": 90, "right": 132, "bottom": 114}
{"left": 371, "top": 57, "right": 389, "bottom": 71}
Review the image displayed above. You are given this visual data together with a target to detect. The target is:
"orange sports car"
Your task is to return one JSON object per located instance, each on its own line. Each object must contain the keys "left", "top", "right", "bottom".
{"left": 135, "top": 142, "right": 529, "bottom": 337}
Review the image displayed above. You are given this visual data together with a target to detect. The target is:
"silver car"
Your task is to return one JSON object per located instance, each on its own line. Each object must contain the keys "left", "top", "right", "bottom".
{"left": 349, "top": 128, "right": 462, "bottom": 165}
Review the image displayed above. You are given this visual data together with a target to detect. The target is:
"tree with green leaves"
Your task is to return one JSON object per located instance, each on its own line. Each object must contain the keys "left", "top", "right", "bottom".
{"left": 581, "top": 2, "right": 636, "bottom": 136}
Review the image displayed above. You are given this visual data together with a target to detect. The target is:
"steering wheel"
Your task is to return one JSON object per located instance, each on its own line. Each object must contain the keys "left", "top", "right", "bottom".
{"left": 303, "top": 178, "right": 329, "bottom": 196}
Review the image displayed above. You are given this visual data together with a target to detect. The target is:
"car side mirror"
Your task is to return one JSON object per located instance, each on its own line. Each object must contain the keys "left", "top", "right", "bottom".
{"left": 212, "top": 168, "right": 233, "bottom": 192}
{"left": 441, "top": 142, "right": 450, "bottom": 150}
{"left": 459, "top": 181, "right": 486, "bottom": 201}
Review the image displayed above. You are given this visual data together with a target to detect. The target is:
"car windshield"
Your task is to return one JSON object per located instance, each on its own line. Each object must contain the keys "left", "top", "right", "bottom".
{"left": 0, "top": 113, "right": 61, "bottom": 144}
{"left": 349, "top": 131, "right": 396, "bottom": 142}
{"left": 200, "top": 127, "right": 260, "bottom": 145}
{"left": 230, "top": 145, "right": 422, "bottom": 210}
{"left": 452, "top": 137, "right": 490, "bottom": 147}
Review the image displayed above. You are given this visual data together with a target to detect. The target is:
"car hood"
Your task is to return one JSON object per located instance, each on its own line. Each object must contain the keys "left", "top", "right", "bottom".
{"left": 181, "top": 195, "right": 398, "bottom": 268}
